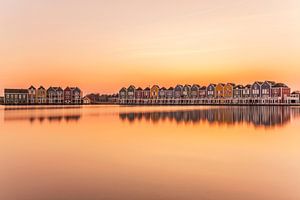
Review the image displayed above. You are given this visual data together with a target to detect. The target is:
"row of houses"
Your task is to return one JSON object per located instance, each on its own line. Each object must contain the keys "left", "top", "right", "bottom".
{"left": 119, "top": 81, "right": 300, "bottom": 105}
{"left": 4, "top": 86, "right": 82, "bottom": 105}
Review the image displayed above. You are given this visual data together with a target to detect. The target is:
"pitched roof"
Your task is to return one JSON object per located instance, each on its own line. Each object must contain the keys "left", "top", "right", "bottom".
{"left": 272, "top": 83, "right": 288, "bottom": 88}
{"left": 4, "top": 89, "right": 28, "bottom": 94}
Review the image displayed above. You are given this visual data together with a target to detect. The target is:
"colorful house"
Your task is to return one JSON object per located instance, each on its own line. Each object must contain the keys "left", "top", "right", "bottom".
{"left": 174, "top": 85, "right": 183, "bottom": 99}
{"left": 159, "top": 87, "right": 167, "bottom": 99}
{"left": 216, "top": 83, "right": 225, "bottom": 98}
{"left": 191, "top": 84, "right": 200, "bottom": 98}
{"left": 48, "top": 87, "right": 64, "bottom": 104}
{"left": 37, "top": 86, "right": 47, "bottom": 104}
{"left": 28, "top": 86, "right": 37, "bottom": 104}
{"left": 119, "top": 87, "right": 127, "bottom": 99}
{"left": 71, "top": 87, "right": 82, "bottom": 104}
{"left": 224, "top": 83, "right": 235, "bottom": 99}
{"left": 251, "top": 82, "right": 263, "bottom": 99}
{"left": 143, "top": 87, "right": 150, "bottom": 99}
{"left": 271, "top": 83, "right": 291, "bottom": 103}
{"left": 183, "top": 84, "right": 191, "bottom": 98}
{"left": 166, "top": 87, "right": 174, "bottom": 99}
{"left": 242, "top": 84, "right": 251, "bottom": 99}
{"left": 199, "top": 86, "right": 207, "bottom": 99}
{"left": 207, "top": 84, "right": 216, "bottom": 99}
{"left": 127, "top": 85, "right": 136, "bottom": 99}
{"left": 233, "top": 85, "right": 244, "bottom": 99}
{"left": 150, "top": 85, "right": 160, "bottom": 99}
{"left": 261, "top": 81, "right": 275, "bottom": 99}
{"left": 4, "top": 89, "right": 28, "bottom": 105}
{"left": 135, "top": 87, "right": 143, "bottom": 99}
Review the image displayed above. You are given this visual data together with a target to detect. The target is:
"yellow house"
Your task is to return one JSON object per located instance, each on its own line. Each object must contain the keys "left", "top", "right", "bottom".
{"left": 216, "top": 83, "right": 225, "bottom": 98}
{"left": 36, "top": 86, "right": 47, "bottom": 104}
{"left": 224, "top": 83, "right": 235, "bottom": 98}
{"left": 150, "top": 85, "right": 160, "bottom": 99}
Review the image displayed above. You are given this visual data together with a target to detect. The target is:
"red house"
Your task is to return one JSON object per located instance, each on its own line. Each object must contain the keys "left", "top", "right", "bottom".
{"left": 271, "top": 83, "right": 291, "bottom": 103}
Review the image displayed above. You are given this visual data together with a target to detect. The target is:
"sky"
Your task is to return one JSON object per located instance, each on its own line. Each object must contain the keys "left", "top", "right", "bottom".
{"left": 0, "top": 0, "right": 299, "bottom": 95}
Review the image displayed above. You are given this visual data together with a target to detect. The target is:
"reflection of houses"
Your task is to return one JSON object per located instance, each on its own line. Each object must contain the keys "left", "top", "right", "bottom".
{"left": 119, "top": 106, "right": 296, "bottom": 128}
{"left": 4, "top": 89, "right": 28, "bottom": 105}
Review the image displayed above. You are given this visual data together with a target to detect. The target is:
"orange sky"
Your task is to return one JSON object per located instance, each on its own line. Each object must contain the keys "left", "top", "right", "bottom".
{"left": 0, "top": 0, "right": 299, "bottom": 95}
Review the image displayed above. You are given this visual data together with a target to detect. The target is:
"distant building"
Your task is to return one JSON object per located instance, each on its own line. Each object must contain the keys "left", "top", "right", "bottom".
{"left": 0, "top": 96, "right": 4, "bottom": 105}
{"left": 127, "top": 85, "right": 136, "bottom": 100}
{"left": 224, "top": 83, "right": 235, "bottom": 99}
{"left": 183, "top": 84, "right": 191, "bottom": 98}
{"left": 150, "top": 85, "right": 160, "bottom": 99}
{"left": 135, "top": 87, "right": 143, "bottom": 99}
{"left": 166, "top": 87, "right": 174, "bottom": 99}
{"left": 4, "top": 89, "right": 28, "bottom": 105}
{"left": 159, "top": 87, "right": 167, "bottom": 99}
{"left": 271, "top": 83, "right": 291, "bottom": 103}
{"left": 83, "top": 96, "right": 92, "bottom": 104}
{"left": 143, "top": 87, "right": 150, "bottom": 99}
{"left": 119, "top": 87, "right": 127, "bottom": 99}
{"left": 48, "top": 87, "right": 64, "bottom": 104}
{"left": 37, "top": 86, "right": 47, "bottom": 104}
{"left": 64, "top": 87, "right": 82, "bottom": 104}
{"left": 199, "top": 86, "right": 207, "bottom": 99}
{"left": 174, "top": 85, "right": 183, "bottom": 99}
{"left": 207, "top": 84, "right": 216, "bottom": 99}
{"left": 28, "top": 86, "right": 37, "bottom": 104}
{"left": 216, "top": 83, "right": 225, "bottom": 99}
{"left": 191, "top": 84, "right": 200, "bottom": 99}
{"left": 251, "top": 81, "right": 263, "bottom": 100}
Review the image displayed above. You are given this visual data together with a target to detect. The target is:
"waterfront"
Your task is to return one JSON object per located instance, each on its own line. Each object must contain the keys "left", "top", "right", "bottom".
{"left": 1, "top": 105, "right": 300, "bottom": 200}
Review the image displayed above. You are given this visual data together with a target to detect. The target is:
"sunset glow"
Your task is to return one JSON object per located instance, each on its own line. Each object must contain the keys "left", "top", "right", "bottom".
{"left": 0, "top": 0, "right": 299, "bottom": 95}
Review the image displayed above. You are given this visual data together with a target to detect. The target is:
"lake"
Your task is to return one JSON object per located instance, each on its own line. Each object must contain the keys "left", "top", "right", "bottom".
{"left": 0, "top": 105, "right": 300, "bottom": 200}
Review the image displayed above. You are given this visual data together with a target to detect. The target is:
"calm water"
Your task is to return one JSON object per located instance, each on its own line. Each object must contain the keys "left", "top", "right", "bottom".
{"left": 0, "top": 105, "right": 300, "bottom": 200}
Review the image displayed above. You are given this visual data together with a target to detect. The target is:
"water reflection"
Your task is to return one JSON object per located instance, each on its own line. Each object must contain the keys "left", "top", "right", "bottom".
{"left": 120, "top": 106, "right": 300, "bottom": 128}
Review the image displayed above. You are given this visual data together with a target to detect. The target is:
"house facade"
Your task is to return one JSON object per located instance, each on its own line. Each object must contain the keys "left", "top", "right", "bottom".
{"left": 216, "top": 83, "right": 225, "bottom": 99}
{"left": 4, "top": 89, "right": 29, "bottom": 105}
{"left": 28, "top": 86, "right": 37, "bottom": 104}
{"left": 159, "top": 87, "right": 166, "bottom": 99}
{"left": 119, "top": 87, "right": 127, "bottom": 99}
{"left": 174, "top": 85, "right": 183, "bottom": 99}
{"left": 135, "top": 87, "right": 143, "bottom": 99}
{"left": 150, "top": 85, "right": 160, "bottom": 99}
{"left": 37, "top": 86, "right": 47, "bottom": 104}
{"left": 207, "top": 84, "right": 216, "bottom": 99}
{"left": 48, "top": 87, "right": 64, "bottom": 104}
{"left": 251, "top": 82, "right": 263, "bottom": 101}
{"left": 224, "top": 83, "right": 235, "bottom": 99}
{"left": 183, "top": 85, "right": 191, "bottom": 98}
{"left": 191, "top": 84, "right": 200, "bottom": 98}
{"left": 143, "top": 87, "right": 150, "bottom": 99}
